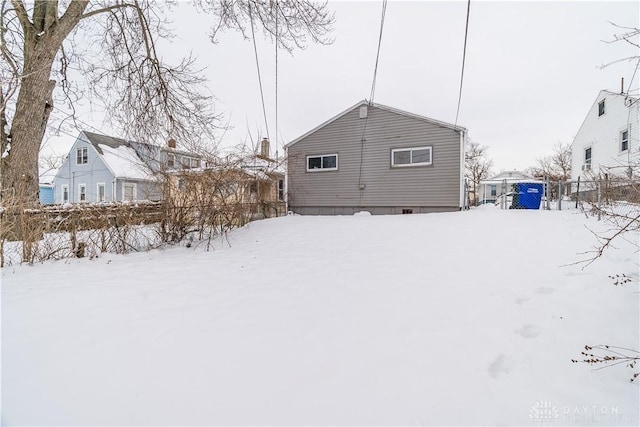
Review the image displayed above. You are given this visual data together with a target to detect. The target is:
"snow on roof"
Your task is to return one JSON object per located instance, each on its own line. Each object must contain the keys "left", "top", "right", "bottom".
{"left": 480, "top": 178, "right": 544, "bottom": 185}
{"left": 98, "top": 143, "right": 153, "bottom": 180}
{"left": 39, "top": 167, "right": 58, "bottom": 185}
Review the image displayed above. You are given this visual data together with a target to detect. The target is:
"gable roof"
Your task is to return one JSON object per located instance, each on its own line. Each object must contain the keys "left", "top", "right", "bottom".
{"left": 285, "top": 100, "right": 467, "bottom": 148}
{"left": 80, "top": 131, "right": 154, "bottom": 180}
{"left": 571, "top": 90, "right": 639, "bottom": 148}
{"left": 82, "top": 131, "right": 130, "bottom": 153}
{"left": 480, "top": 170, "right": 543, "bottom": 185}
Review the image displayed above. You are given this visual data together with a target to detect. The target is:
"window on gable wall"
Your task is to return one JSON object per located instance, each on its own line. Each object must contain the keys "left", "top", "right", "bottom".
{"left": 76, "top": 147, "right": 88, "bottom": 165}
{"left": 307, "top": 154, "right": 338, "bottom": 171}
{"left": 391, "top": 146, "right": 432, "bottom": 167}
{"left": 598, "top": 100, "right": 605, "bottom": 117}
{"left": 621, "top": 129, "right": 629, "bottom": 152}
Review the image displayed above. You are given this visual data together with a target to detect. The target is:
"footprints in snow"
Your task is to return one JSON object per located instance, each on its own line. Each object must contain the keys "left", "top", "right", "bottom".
{"left": 487, "top": 326, "right": 541, "bottom": 380}
{"left": 516, "top": 324, "right": 540, "bottom": 339}
{"left": 535, "top": 286, "right": 555, "bottom": 295}
{"left": 488, "top": 288, "right": 554, "bottom": 379}
{"left": 488, "top": 354, "right": 514, "bottom": 379}
{"left": 516, "top": 286, "right": 555, "bottom": 306}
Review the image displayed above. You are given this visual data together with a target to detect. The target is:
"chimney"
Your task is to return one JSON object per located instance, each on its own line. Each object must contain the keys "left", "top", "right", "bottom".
{"left": 167, "top": 138, "right": 176, "bottom": 149}
{"left": 260, "top": 137, "right": 270, "bottom": 159}
{"left": 621, "top": 77, "right": 625, "bottom": 94}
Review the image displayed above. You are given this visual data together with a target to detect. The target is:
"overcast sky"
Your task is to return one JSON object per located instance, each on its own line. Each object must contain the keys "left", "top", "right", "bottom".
{"left": 43, "top": 0, "right": 639, "bottom": 174}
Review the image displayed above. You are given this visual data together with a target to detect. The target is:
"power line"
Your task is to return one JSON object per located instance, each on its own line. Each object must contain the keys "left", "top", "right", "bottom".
{"left": 454, "top": 0, "right": 471, "bottom": 128}
{"left": 248, "top": 3, "right": 270, "bottom": 143}
{"left": 275, "top": 0, "right": 279, "bottom": 159}
{"left": 369, "top": 0, "right": 388, "bottom": 105}
{"left": 358, "top": 0, "right": 389, "bottom": 201}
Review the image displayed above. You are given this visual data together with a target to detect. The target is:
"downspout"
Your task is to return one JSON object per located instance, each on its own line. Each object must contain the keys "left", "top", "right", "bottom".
{"left": 459, "top": 129, "right": 466, "bottom": 210}
{"left": 284, "top": 146, "right": 289, "bottom": 213}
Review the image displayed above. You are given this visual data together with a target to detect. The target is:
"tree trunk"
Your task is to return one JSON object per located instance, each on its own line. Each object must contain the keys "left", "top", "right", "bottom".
{"left": 1, "top": 0, "right": 88, "bottom": 206}
{"left": 2, "top": 58, "right": 56, "bottom": 206}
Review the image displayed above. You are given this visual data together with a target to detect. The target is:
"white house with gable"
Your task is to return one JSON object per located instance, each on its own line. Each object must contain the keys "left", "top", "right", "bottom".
{"left": 571, "top": 90, "right": 640, "bottom": 181}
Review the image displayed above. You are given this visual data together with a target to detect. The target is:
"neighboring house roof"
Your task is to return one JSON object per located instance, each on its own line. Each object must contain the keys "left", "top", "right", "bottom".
{"left": 480, "top": 170, "right": 541, "bottom": 185}
{"left": 39, "top": 167, "right": 58, "bottom": 185}
{"left": 284, "top": 100, "right": 467, "bottom": 148}
{"left": 81, "top": 131, "right": 155, "bottom": 180}
{"left": 240, "top": 154, "right": 285, "bottom": 176}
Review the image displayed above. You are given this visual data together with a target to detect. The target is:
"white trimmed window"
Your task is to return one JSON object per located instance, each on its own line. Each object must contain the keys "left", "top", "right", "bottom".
{"left": 61, "top": 185, "right": 69, "bottom": 204}
{"left": 307, "top": 154, "right": 338, "bottom": 171}
{"left": 97, "top": 183, "right": 105, "bottom": 202}
{"left": 167, "top": 153, "right": 175, "bottom": 168}
{"left": 621, "top": 129, "right": 629, "bottom": 152}
{"left": 278, "top": 179, "right": 284, "bottom": 201}
{"left": 76, "top": 147, "right": 88, "bottom": 165}
{"left": 582, "top": 147, "right": 592, "bottom": 171}
{"left": 189, "top": 157, "right": 200, "bottom": 168}
{"left": 78, "top": 184, "right": 87, "bottom": 202}
{"left": 123, "top": 183, "right": 137, "bottom": 201}
{"left": 598, "top": 100, "right": 605, "bottom": 117}
{"left": 391, "top": 146, "right": 432, "bottom": 167}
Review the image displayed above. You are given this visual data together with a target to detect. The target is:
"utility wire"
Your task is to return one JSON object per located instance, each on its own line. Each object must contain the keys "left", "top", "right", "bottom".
{"left": 454, "top": 0, "right": 471, "bottom": 128}
{"left": 248, "top": 3, "right": 270, "bottom": 143}
{"left": 275, "top": 0, "right": 279, "bottom": 159}
{"left": 369, "top": 0, "right": 388, "bottom": 105}
{"left": 358, "top": 0, "right": 389, "bottom": 201}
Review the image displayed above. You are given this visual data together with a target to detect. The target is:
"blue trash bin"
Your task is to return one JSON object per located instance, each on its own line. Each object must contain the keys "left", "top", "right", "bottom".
{"left": 512, "top": 183, "right": 543, "bottom": 209}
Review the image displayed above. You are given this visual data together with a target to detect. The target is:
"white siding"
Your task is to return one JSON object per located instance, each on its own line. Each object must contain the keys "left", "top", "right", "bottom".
{"left": 571, "top": 91, "right": 640, "bottom": 181}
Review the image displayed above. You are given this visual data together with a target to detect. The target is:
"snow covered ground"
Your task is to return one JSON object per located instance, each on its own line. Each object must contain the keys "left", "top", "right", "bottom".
{"left": 2, "top": 205, "right": 638, "bottom": 425}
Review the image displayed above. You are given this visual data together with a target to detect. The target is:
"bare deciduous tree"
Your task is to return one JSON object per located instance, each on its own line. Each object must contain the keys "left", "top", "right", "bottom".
{"left": 528, "top": 142, "right": 572, "bottom": 197}
{"left": 465, "top": 142, "right": 493, "bottom": 206}
{"left": 0, "top": 0, "right": 334, "bottom": 208}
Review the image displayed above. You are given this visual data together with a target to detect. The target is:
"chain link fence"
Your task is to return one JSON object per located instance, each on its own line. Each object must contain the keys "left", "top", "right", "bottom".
{"left": 489, "top": 176, "right": 640, "bottom": 215}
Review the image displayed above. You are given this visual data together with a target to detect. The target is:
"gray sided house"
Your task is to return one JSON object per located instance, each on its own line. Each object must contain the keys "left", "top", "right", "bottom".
{"left": 285, "top": 101, "right": 467, "bottom": 215}
{"left": 54, "top": 131, "right": 163, "bottom": 204}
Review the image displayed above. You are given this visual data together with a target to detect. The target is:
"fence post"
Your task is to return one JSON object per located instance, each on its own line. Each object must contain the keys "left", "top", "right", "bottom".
{"left": 575, "top": 176, "right": 580, "bottom": 209}
{"left": 545, "top": 177, "right": 551, "bottom": 210}
{"left": 557, "top": 182, "right": 562, "bottom": 210}
{"left": 501, "top": 179, "right": 507, "bottom": 210}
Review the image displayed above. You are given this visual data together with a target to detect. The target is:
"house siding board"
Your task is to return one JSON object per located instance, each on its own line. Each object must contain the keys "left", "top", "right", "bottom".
{"left": 54, "top": 136, "right": 116, "bottom": 203}
{"left": 39, "top": 185, "right": 54, "bottom": 205}
{"left": 571, "top": 90, "right": 640, "bottom": 181}
{"left": 54, "top": 133, "right": 163, "bottom": 203}
{"left": 287, "top": 105, "right": 462, "bottom": 212}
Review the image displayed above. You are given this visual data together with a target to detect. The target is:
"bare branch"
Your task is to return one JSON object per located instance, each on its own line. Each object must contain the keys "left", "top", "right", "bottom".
{"left": 9, "top": 0, "right": 32, "bottom": 32}
{"left": 205, "top": 0, "right": 335, "bottom": 52}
